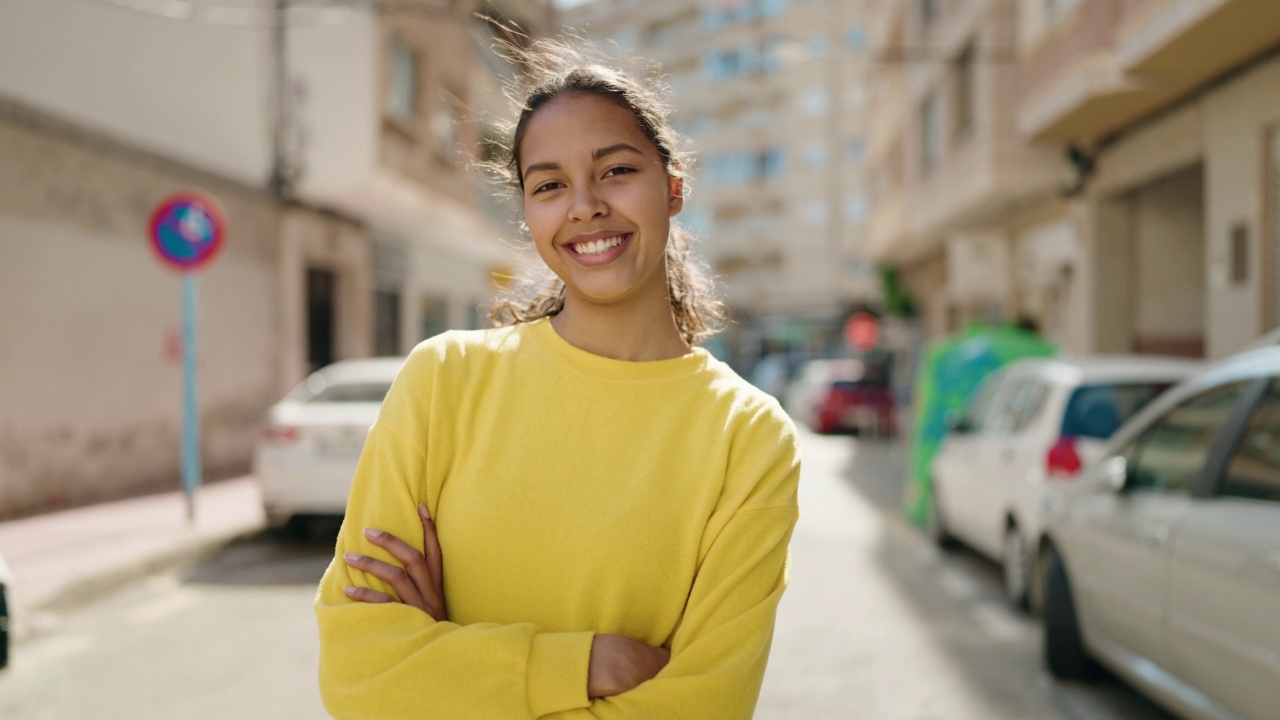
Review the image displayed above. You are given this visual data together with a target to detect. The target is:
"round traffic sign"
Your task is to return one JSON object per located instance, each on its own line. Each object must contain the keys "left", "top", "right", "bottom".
{"left": 844, "top": 312, "right": 880, "bottom": 351}
{"left": 149, "top": 192, "right": 226, "bottom": 272}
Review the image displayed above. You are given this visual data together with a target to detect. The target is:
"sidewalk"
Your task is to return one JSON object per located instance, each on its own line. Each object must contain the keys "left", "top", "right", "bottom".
{"left": 0, "top": 477, "right": 266, "bottom": 632}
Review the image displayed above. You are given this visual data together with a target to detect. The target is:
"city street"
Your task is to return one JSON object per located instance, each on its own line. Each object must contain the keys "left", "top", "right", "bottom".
{"left": 0, "top": 429, "right": 1175, "bottom": 719}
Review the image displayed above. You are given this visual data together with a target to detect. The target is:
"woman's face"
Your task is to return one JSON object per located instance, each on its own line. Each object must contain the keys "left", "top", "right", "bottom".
{"left": 519, "top": 92, "right": 683, "bottom": 310}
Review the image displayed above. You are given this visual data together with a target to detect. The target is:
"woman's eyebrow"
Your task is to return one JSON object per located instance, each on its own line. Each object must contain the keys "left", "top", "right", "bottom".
{"left": 522, "top": 144, "right": 646, "bottom": 180}
{"left": 592, "top": 143, "right": 644, "bottom": 161}
{"left": 523, "top": 160, "right": 559, "bottom": 178}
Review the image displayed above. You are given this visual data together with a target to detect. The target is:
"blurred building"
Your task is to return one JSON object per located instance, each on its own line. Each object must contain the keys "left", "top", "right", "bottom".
{"left": 0, "top": 0, "right": 551, "bottom": 517}
{"left": 564, "top": 0, "right": 880, "bottom": 371}
{"left": 862, "top": 0, "right": 1062, "bottom": 344}
{"left": 865, "top": 0, "right": 1280, "bottom": 361}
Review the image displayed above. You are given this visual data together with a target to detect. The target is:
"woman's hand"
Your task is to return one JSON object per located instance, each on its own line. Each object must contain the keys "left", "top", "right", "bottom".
{"left": 587, "top": 634, "right": 671, "bottom": 698}
{"left": 342, "top": 503, "right": 446, "bottom": 621}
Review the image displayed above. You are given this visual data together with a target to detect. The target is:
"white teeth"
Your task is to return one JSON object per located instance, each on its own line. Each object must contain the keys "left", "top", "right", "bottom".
{"left": 573, "top": 235, "right": 625, "bottom": 255}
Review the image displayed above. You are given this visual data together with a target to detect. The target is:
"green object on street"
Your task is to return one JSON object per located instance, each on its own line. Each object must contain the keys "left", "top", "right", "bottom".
{"left": 904, "top": 323, "right": 1057, "bottom": 526}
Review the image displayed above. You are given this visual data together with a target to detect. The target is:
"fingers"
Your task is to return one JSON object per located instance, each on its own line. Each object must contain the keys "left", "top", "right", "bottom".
{"left": 419, "top": 504, "right": 445, "bottom": 595}
{"left": 363, "top": 527, "right": 438, "bottom": 606}
{"left": 343, "top": 585, "right": 395, "bottom": 603}
{"left": 344, "top": 550, "right": 425, "bottom": 610}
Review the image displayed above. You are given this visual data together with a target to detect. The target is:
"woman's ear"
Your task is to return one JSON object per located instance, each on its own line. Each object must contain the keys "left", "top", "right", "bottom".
{"left": 667, "top": 176, "right": 684, "bottom": 216}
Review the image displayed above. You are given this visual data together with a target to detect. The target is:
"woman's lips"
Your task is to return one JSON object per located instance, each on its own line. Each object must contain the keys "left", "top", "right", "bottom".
{"left": 566, "top": 232, "right": 632, "bottom": 266}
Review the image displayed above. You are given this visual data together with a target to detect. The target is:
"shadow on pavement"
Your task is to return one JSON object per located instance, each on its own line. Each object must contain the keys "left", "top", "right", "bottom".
{"left": 183, "top": 517, "right": 342, "bottom": 586}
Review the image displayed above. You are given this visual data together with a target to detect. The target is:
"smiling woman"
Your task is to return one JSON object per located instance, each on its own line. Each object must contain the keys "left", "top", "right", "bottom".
{"left": 314, "top": 35, "right": 800, "bottom": 720}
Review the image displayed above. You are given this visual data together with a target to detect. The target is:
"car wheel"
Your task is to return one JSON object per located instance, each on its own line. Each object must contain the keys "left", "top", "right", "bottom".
{"left": 1043, "top": 547, "right": 1097, "bottom": 681}
{"left": 0, "top": 582, "right": 9, "bottom": 670}
{"left": 926, "top": 483, "right": 958, "bottom": 550}
{"left": 1002, "top": 526, "right": 1030, "bottom": 610}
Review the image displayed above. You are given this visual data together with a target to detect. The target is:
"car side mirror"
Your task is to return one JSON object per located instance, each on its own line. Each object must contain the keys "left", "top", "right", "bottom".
{"left": 945, "top": 410, "right": 972, "bottom": 435}
{"left": 1101, "top": 456, "right": 1129, "bottom": 492}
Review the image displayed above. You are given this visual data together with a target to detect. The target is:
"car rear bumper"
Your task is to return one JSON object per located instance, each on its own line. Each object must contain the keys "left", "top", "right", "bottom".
{"left": 255, "top": 455, "right": 359, "bottom": 526}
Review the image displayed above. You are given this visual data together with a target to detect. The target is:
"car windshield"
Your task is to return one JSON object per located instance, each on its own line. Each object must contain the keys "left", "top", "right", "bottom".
{"left": 1061, "top": 382, "right": 1172, "bottom": 440}
{"left": 304, "top": 382, "right": 393, "bottom": 404}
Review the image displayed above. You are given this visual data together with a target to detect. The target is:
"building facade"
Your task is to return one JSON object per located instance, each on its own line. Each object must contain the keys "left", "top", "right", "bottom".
{"left": 863, "top": 0, "right": 1063, "bottom": 344}
{"left": 1018, "top": 0, "right": 1280, "bottom": 359}
{"left": 866, "top": 0, "right": 1280, "bottom": 361}
{"left": 564, "top": 0, "right": 880, "bottom": 371}
{"left": 0, "top": 0, "right": 549, "bottom": 517}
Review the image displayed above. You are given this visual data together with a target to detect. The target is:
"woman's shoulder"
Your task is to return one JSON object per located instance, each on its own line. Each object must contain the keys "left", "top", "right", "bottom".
{"left": 407, "top": 324, "right": 525, "bottom": 363}
{"left": 699, "top": 356, "right": 797, "bottom": 439}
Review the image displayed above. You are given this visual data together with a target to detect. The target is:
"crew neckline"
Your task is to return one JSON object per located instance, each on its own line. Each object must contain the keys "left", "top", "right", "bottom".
{"left": 527, "top": 317, "right": 710, "bottom": 380}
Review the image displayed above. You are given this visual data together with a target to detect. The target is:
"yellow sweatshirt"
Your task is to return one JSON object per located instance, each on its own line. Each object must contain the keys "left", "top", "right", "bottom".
{"left": 315, "top": 318, "right": 801, "bottom": 719}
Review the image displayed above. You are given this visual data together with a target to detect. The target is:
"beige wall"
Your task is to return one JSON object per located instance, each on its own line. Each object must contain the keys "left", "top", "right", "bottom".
{"left": 1202, "top": 53, "right": 1280, "bottom": 355}
{"left": 277, "top": 208, "right": 373, "bottom": 391}
{"left": 1131, "top": 165, "right": 1205, "bottom": 352}
{"left": 0, "top": 103, "right": 280, "bottom": 517}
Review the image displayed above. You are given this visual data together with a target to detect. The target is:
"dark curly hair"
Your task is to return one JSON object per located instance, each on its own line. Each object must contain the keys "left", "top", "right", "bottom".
{"left": 482, "top": 34, "right": 724, "bottom": 346}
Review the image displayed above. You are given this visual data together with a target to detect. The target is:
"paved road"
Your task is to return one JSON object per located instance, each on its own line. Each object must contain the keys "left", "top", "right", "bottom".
{"left": 0, "top": 430, "right": 1176, "bottom": 719}
{"left": 756, "top": 430, "right": 1174, "bottom": 720}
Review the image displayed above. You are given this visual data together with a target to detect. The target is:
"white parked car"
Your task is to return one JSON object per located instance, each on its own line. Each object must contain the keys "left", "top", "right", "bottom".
{"left": 1038, "top": 345, "right": 1280, "bottom": 720}
{"left": 929, "top": 355, "right": 1200, "bottom": 608}
{"left": 254, "top": 358, "right": 403, "bottom": 530}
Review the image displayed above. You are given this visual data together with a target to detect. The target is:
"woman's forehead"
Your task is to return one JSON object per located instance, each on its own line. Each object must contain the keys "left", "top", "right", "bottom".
{"left": 520, "top": 93, "right": 660, "bottom": 166}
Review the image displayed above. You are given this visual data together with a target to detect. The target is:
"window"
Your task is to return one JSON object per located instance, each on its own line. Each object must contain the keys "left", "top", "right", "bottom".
{"left": 706, "top": 149, "right": 785, "bottom": 184}
{"left": 374, "top": 290, "right": 401, "bottom": 356}
{"left": 1045, "top": 0, "right": 1080, "bottom": 24}
{"left": 1061, "top": 383, "right": 1174, "bottom": 440}
{"left": 844, "top": 195, "right": 868, "bottom": 222}
{"left": 847, "top": 28, "right": 868, "bottom": 49}
{"left": 962, "top": 370, "right": 1009, "bottom": 433}
{"left": 921, "top": 0, "right": 940, "bottom": 26}
{"left": 421, "top": 294, "right": 448, "bottom": 340}
{"left": 306, "top": 382, "right": 392, "bottom": 404}
{"left": 1223, "top": 379, "right": 1280, "bottom": 502}
{"left": 799, "top": 88, "right": 829, "bottom": 116}
{"left": 759, "top": 148, "right": 786, "bottom": 178}
{"left": 847, "top": 138, "right": 865, "bottom": 162}
{"left": 987, "top": 379, "right": 1050, "bottom": 434}
{"left": 386, "top": 39, "right": 418, "bottom": 122}
{"left": 803, "top": 142, "right": 827, "bottom": 168}
{"left": 433, "top": 86, "right": 463, "bottom": 154}
{"left": 921, "top": 91, "right": 941, "bottom": 170}
{"left": 1126, "top": 382, "right": 1247, "bottom": 493}
{"left": 952, "top": 41, "right": 976, "bottom": 140}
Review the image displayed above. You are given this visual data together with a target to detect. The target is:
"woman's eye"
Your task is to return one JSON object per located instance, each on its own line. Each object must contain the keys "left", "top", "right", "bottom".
{"left": 604, "top": 166, "right": 636, "bottom": 179}
{"left": 532, "top": 181, "right": 563, "bottom": 194}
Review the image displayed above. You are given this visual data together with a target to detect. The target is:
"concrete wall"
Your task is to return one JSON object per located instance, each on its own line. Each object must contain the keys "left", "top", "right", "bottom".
{"left": 0, "top": 0, "right": 272, "bottom": 186}
{"left": 1131, "top": 165, "right": 1205, "bottom": 354}
{"left": 1201, "top": 53, "right": 1280, "bottom": 356}
{"left": 0, "top": 0, "right": 380, "bottom": 204}
{"left": 0, "top": 102, "right": 280, "bottom": 517}
{"left": 1083, "top": 51, "right": 1280, "bottom": 359}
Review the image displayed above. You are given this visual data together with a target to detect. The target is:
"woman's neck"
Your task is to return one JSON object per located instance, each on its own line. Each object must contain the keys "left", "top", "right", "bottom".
{"left": 550, "top": 294, "right": 691, "bottom": 362}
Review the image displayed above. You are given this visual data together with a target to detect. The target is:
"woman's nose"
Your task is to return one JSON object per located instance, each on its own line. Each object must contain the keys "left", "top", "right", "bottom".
{"left": 568, "top": 183, "right": 607, "bottom": 221}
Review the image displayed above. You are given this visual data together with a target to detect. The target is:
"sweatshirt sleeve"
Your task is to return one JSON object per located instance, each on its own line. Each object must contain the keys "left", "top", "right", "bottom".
{"left": 315, "top": 364, "right": 595, "bottom": 720}
{"left": 554, "top": 413, "right": 801, "bottom": 720}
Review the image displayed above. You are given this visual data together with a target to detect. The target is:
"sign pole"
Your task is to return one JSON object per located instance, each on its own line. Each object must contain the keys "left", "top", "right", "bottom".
{"left": 182, "top": 272, "right": 201, "bottom": 522}
{"left": 149, "top": 190, "right": 224, "bottom": 524}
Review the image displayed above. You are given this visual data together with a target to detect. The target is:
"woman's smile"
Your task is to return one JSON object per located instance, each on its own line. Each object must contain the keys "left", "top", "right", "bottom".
{"left": 519, "top": 92, "right": 682, "bottom": 308}
{"left": 565, "top": 230, "right": 633, "bottom": 265}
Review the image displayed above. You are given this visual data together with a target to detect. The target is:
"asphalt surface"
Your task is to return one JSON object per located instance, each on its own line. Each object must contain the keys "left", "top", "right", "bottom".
{"left": 0, "top": 430, "right": 1176, "bottom": 719}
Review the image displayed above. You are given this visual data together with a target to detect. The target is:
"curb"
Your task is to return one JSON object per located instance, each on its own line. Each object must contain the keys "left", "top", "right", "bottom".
{"left": 11, "top": 519, "right": 265, "bottom": 645}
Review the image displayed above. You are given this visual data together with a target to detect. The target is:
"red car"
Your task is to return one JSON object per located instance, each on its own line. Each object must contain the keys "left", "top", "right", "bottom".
{"left": 786, "top": 359, "right": 896, "bottom": 436}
